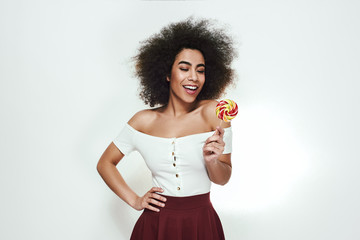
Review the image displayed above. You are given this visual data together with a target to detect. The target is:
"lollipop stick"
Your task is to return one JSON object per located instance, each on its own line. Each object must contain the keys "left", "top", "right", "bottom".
{"left": 219, "top": 119, "right": 223, "bottom": 128}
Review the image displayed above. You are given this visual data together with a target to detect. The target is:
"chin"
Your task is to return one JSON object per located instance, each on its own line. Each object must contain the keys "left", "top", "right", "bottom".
{"left": 182, "top": 96, "right": 199, "bottom": 104}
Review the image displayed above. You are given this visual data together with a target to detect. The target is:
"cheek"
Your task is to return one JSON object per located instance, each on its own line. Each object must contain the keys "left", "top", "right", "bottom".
{"left": 171, "top": 71, "right": 184, "bottom": 82}
{"left": 200, "top": 75, "right": 206, "bottom": 86}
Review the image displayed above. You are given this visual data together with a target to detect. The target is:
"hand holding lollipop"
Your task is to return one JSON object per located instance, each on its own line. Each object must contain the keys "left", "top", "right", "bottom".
{"left": 203, "top": 99, "right": 238, "bottom": 163}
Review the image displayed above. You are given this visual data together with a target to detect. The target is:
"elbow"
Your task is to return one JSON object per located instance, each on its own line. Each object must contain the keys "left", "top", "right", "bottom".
{"left": 211, "top": 176, "right": 230, "bottom": 186}
{"left": 212, "top": 169, "right": 232, "bottom": 186}
{"left": 96, "top": 161, "right": 103, "bottom": 173}
{"left": 217, "top": 178, "right": 230, "bottom": 186}
{"left": 97, "top": 160, "right": 116, "bottom": 174}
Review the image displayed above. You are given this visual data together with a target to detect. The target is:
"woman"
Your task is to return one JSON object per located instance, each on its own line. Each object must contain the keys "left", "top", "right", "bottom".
{"left": 97, "top": 18, "right": 237, "bottom": 240}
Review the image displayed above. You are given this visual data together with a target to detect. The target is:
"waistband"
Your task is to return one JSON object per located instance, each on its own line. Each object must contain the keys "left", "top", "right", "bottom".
{"left": 159, "top": 192, "right": 212, "bottom": 210}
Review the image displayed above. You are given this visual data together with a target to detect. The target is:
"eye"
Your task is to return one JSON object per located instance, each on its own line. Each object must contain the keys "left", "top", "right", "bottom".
{"left": 197, "top": 68, "right": 205, "bottom": 74}
{"left": 180, "top": 68, "right": 189, "bottom": 71}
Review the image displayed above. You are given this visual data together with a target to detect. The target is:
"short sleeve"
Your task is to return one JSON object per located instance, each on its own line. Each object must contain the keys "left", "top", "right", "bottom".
{"left": 112, "top": 124, "right": 136, "bottom": 155}
{"left": 223, "top": 127, "right": 233, "bottom": 154}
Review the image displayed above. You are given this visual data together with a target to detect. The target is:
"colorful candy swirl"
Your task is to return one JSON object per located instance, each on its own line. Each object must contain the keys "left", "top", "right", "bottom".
{"left": 216, "top": 99, "right": 238, "bottom": 122}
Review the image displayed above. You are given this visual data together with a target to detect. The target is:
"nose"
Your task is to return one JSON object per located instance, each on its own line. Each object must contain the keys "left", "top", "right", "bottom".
{"left": 188, "top": 69, "right": 198, "bottom": 81}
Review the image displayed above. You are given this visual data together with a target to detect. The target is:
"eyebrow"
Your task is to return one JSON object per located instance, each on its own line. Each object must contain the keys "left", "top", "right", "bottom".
{"left": 178, "top": 61, "right": 205, "bottom": 68}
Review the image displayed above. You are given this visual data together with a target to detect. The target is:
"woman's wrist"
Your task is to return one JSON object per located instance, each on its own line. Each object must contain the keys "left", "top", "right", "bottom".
{"left": 128, "top": 194, "right": 140, "bottom": 210}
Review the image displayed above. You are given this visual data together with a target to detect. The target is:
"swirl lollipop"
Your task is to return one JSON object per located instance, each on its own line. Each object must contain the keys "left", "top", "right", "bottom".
{"left": 216, "top": 99, "right": 238, "bottom": 123}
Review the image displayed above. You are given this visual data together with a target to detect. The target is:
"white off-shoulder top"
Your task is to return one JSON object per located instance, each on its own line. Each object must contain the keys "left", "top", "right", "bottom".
{"left": 113, "top": 123, "right": 232, "bottom": 197}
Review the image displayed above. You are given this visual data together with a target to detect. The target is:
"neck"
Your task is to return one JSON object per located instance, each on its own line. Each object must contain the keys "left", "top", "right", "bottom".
{"left": 162, "top": 95, "right": 198, "bottom": 117}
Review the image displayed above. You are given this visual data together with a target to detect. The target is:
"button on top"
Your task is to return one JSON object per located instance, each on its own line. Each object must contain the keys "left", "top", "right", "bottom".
{"left": 172, "top": 152, "right": 174, "bottom": 156}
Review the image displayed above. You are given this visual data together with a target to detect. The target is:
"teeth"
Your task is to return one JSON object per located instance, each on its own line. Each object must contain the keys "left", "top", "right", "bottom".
{"left": 184, "top": 85, "right": 198, "bottom": 90}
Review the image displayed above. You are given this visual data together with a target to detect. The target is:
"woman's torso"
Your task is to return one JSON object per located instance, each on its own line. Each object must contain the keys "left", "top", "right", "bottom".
{"left": 116, "top": 100, "right": 232, "bottom": 197}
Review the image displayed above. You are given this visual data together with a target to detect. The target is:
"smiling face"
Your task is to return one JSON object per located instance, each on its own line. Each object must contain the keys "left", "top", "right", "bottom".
{"left": 166, "top": 48, "right": 205, "bottom": 104}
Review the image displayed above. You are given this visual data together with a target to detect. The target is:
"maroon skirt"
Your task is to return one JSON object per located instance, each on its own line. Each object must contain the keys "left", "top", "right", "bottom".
{"left": 130, "top": 192, "right": 225, "bottom": 240}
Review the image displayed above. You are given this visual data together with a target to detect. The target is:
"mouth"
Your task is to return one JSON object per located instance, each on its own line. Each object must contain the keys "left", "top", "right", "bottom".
{"left": 183, "top": 85, "right": 199, "bottom": 95}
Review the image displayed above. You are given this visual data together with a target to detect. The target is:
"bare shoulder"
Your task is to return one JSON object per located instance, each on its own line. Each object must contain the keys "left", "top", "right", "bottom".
{"left": 127, "top": 108, "right": 160, "bottom": 132}
{"left": 198, "top": 100, "right": 231, "bottom": 130}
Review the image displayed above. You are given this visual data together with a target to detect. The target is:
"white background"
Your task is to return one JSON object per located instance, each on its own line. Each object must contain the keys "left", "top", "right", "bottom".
{"left": 1, "top": 0, "right": 359, "bottom": 239}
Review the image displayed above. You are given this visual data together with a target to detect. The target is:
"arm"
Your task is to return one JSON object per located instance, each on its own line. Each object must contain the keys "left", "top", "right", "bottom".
{"left": 201, "top": 100, "right": 232, "bottom": 185}
{"left": 97, "top": 143, "right": 139, "bottom": 208}
{"left": 97, "top": 119, "right": 167, "bottom": 212}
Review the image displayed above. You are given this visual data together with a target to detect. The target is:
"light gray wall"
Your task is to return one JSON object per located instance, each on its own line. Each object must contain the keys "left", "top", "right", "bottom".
{"left": 1, "top": 0, "right": 359, "bottom": 239}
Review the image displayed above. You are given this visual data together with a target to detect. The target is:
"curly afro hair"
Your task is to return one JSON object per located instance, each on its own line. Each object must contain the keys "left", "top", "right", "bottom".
{"left": 134, "top": 17, "right": 237, "bottom": 107}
